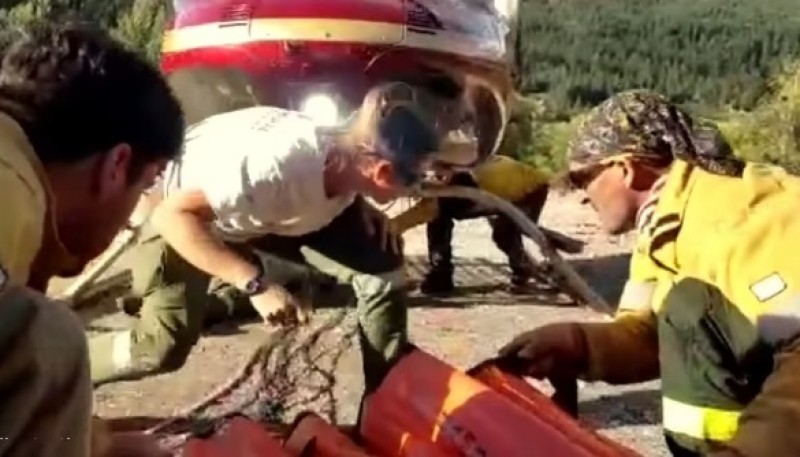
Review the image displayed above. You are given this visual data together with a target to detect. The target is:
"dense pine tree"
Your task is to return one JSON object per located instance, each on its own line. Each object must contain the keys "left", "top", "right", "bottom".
{"left": 518, "top": 0, "right": 800, "bottom": 114}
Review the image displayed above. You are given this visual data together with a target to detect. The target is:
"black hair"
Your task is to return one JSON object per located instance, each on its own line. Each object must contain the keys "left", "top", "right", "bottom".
{"left": 0, "top": 20, "right": 184, "bottom": 177}
{"left": 376, "top": 103, "right": 439, "bottom": 184}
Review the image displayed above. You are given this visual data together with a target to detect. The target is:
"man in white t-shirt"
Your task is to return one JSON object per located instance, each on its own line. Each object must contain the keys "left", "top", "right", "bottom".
{"left": 88, "top": 83, "right": 443, "bottom": 392}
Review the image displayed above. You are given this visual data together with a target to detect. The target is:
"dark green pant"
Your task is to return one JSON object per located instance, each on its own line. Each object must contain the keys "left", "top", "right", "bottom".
{"left": 89, "top": 202, "right": 407, "bottom": 391}
{"left": 658, "top": 277, "right": 773, "bottom": 456}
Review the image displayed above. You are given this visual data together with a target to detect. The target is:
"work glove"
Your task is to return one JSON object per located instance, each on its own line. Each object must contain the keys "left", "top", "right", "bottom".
{"left": 496, "top": 322, "right": 589, "bottom": 381}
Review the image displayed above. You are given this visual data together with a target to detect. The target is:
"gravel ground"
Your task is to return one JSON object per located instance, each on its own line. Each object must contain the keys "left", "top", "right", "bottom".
{"left": 79, "top": 192, "right": 668, "bottom": 456}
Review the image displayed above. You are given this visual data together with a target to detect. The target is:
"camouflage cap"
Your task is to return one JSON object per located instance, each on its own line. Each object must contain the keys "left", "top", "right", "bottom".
{"left": 566, "top": 90, "right": 736, "bottom": 174}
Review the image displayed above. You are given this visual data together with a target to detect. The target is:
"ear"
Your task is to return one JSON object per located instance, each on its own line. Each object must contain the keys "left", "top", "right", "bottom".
{"left": 371, "top": 160, "right": 396, "bottom": 189}
{"left": 624, "top": 160, "right": 661, "bottom": 192}
{"left": 95, "top": 143, "right": 133, "bottom": 195}
{"left": 620, "top": 159, "right": 637, "bottom": 189}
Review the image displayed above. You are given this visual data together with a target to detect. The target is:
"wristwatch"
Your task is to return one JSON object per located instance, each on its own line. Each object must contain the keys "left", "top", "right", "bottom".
{"left": 240, "top": 265, "right": 269, "bottom": 296}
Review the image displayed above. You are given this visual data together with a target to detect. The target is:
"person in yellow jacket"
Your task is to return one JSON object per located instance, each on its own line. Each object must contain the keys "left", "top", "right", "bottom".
{"left": 497, "top": 90, "right": 800, "bottom": 456}
{"left": 391, "top": 154, "right": 550, "bottom": 294}
{"left": 0, "top": 21, "right": 184, "bottom": 456}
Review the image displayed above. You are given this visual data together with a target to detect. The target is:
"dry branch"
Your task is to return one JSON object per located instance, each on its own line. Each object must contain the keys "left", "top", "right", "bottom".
{"left": 60, "top": 227, "right": 139, "bottom": 303}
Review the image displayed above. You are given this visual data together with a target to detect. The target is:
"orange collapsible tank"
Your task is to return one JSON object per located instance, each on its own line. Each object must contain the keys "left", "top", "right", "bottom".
{"left": 360, "top": 347, "right": 642, "bottom": 457}
{"left": 469, "top": 362, "right": 641, "bottom": 457}
{"left": 182, "top": 416, "right": 291, "bottom": 457}
{"left": 284, "top": 412, "right": 374, "bottom": 456}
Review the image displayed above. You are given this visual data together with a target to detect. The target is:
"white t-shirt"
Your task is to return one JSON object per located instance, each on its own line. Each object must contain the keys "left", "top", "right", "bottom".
{"left": 159, "top": 106, "right": 355, "bottom": 242}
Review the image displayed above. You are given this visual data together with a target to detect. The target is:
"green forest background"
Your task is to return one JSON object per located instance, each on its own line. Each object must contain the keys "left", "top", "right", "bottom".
{"left": 2, "top": 0, "right": 800, "bottom": 172}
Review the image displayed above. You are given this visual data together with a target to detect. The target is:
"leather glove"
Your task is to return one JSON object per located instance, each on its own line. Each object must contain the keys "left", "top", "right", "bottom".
{"left": 496, "top": 322, "right": 589, "bottom": 380}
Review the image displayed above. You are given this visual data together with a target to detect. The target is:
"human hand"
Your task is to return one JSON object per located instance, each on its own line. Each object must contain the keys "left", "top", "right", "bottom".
{"left": 496, "top": 322, "right": 589, "bottom": 380}
{"left": 249, "top": 284, "right": 310, "bottom": 327}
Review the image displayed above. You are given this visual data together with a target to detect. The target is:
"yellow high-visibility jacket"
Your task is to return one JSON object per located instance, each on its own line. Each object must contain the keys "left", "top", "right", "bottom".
{"left": 579, "top": 160, "right": 800, "bottom": 456}
{"left": 390, "top": 155, "right": 549, "bottom": 233}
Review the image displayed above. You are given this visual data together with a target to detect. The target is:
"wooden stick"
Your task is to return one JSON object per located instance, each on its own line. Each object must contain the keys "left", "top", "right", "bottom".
{"left": 60, "top": 228, "right": 138, "bottom": 302}
{"left": 59, "top": 196, "right": 155, "bottom": 303}
{"left": 416, "top": 185, "right": 613, "bottom": 315}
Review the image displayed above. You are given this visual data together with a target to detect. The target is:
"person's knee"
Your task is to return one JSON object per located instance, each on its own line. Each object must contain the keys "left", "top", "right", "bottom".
{"left": 351, "top": 270, "right": 406, "bottom": 306}
{"left": 105, "top": 316, "right": 200, "bottom": 378}
{"left": 142, "top": 325, "right": 199, "bottom": 373}
{"left": 351, "top": 270, "right": 409, "bottom": 377}
{"left": 1, "top": 289, "right": 94, "bottom": 455}
{"left": 132, "top": 285, "right": 207, "bottom": 373}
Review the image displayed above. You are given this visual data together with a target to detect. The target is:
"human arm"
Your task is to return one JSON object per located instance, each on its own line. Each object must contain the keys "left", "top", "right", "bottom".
{"left": 578, "top": 241, "right": 663, "bottom": 384}
{"left": 0, "top": 166, "right": 46, "bottom": 287}
{"left": 579, "top": 309, "right": 659, "bottom": 384}
{"left": 149, "top": 189, "right": 259, "bottom": 287}
{"left": 389, "top": 198, "right": 440, "bottom": 233}
{"left": 710, "top": 340, "right": 800, "bottom": 457}
{"left": 498, "top": 243, "right": 661, "bottom": 384}
{"left": 150, "top": 189, "right": 306, "bottom": 325}
{"left": 706, "top": 200, "right": 800, "bottom": 457}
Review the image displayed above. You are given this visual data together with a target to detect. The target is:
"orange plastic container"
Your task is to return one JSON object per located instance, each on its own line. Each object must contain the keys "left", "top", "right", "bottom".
{"left": 360, "top": 347, "right": 641, "bottom": 457}
{"left": 182, "top": 416, "right": 291, "bottom": 457}
{"left": 361, "top": 389, "right": 458, "bottom": 457}
{"left": 469, "top": 362, "right": 641, "bottom": 456}
{"left": 284, "top": 412, "right": 374, "bottom": 456}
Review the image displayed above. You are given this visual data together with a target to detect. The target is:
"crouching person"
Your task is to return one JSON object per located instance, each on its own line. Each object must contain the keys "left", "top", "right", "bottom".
{"left": 0, "top": 21, "right": 183, "bottom": 456}
{"left": 89, "top": 84, "right": 443, "bottom": 393}
{"left": 391, "top": 155, "right": 550, "bottom": 294}
{"left": 498, "top": 90, "right": 800, "bottom": 456}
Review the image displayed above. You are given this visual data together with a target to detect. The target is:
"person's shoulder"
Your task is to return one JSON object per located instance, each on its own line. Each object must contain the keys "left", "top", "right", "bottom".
{"left": 216, "top": 107, "right": 322, "bottom": 180}
{"left": 0, "top": 115, "right": 48, "bottom": 284}
{"left": 0, "top": 114, "right": 47, "bottom": 202}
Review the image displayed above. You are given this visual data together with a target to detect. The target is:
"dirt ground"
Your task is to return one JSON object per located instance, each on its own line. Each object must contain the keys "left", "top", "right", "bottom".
{"left": 64, "top": 192, "right": 668, "bottom": 456}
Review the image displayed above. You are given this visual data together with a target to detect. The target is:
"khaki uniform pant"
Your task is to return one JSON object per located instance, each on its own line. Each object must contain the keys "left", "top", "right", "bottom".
{"left": 0, "top": 285, "right": 93, "bottom": 456}
{"left": 89, "top": 202, "right": 407, "bottom": 392}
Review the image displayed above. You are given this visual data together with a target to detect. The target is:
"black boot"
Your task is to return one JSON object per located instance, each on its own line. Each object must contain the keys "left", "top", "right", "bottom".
{"left": 420, "top": 269, "right": 455, "bottom": 295}
{"left": 510, "top": 262, "right": 559, "bottom": 294}
{"left": 423, "top": 210, "right": 457, "bottom": 295}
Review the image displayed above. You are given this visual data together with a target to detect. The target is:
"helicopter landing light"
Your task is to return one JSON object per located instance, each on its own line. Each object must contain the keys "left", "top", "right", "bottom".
{"left": 301, "top": 93, "right": 339, "bottom": 127}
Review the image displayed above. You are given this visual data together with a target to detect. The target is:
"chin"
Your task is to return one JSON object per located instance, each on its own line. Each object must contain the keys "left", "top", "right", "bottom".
{"left": 57, "top": 256, "right": 90, "bottom": 278}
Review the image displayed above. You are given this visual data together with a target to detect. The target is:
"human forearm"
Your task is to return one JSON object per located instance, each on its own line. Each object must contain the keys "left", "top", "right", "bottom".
{"left": 389, "top": 198, "right": 439, "bottom": 233}
{"left": 579, "top": 311, "right": 660, "bottom": 384}
{"left": 150, "top": 199, "right": 258, "bottom": 287}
